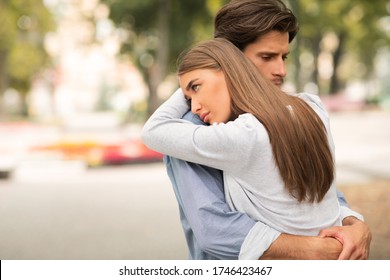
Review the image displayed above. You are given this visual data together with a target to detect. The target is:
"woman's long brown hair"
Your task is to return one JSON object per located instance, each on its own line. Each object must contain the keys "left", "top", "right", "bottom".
{"left": 177, "top": 38, "right": 334, "bottom": 203}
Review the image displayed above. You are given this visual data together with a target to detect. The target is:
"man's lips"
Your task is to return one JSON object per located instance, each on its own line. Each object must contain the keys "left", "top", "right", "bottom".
{"left": 272, "top": 79, "right": 283, "bottom": 86}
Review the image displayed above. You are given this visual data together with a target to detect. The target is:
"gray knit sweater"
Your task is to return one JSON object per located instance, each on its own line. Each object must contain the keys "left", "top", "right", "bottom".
{"left": 142, "top": 89, "right": 341, "bottom": 236}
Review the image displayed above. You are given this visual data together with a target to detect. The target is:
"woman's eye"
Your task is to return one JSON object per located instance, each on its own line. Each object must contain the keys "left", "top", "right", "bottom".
{"left": 185, "top": 98, "right": 191, "bottom": 106}
{"left": 191, "top": 84, "right": 200, "bottom": 92}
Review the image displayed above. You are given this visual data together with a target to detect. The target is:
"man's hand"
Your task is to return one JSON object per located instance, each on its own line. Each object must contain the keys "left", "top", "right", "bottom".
{"left": 319, "top": 216, "right": 372, "bottom": 260}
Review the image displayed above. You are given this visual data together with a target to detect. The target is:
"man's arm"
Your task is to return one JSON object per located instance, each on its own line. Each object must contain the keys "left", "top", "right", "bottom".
{"left": 260, "top": 234, "right": 342, "bottom": 260}
{"left": 258, "top": 192, "right": 371, "bottom": 260}
{"left": 262, "top": 217, "right": 371, "bottom": 260}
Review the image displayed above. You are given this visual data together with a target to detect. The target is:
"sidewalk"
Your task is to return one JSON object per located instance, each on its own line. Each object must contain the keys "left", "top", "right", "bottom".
{"left": 329, "top": 110, "right": 390, "bottom": 259}
{"left": 330, "top": 110, "right": 390, "bottom": 185}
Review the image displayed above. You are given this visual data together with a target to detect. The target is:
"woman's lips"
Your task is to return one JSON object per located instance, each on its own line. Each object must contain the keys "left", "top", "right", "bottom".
{"left": 200, "top": 112, "right": 210, "bottom": 123}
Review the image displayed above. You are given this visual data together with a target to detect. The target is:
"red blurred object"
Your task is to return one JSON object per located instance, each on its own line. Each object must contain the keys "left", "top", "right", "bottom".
{"left": 101, "top": 140, "right": 164, "bottom": 165}
{"left": 31, "top": 139, "right": 163, "bottom": 167}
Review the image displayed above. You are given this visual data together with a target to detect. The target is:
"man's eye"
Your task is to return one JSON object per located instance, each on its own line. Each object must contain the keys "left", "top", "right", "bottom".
{"left": 282, "top": 55, "right": 289, "bottom": 61}
{"left": 261, "top": 56, "right": 272, "bottom": 61}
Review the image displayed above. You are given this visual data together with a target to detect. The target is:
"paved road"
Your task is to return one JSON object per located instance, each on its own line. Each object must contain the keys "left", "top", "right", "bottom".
{"left": 0, "top": 110, "right": 389, "bottom": 260}
{"left": 329, "top": 110, "right": 390, "bottom": 185}
{"left": 0, "top": 163, "right": 188, "bottom": 260}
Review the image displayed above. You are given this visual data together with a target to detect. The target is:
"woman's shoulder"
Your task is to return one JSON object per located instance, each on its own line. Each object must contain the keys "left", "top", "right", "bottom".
{"left": 236, "top": 113, "right": 261, "bottom": 126}
{"left": 210, "top": 113, "right": 263, "bottom": 132}
{"left": 229, "top": 113, "right": 267, "bottom": 136}
{"left": 208, "top": 114, "right": 267, "bottom": 143}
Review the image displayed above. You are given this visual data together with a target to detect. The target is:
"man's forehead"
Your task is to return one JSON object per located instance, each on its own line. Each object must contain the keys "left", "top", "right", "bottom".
{"left": 246, "top": 31, "right": 290, "bottom": 53}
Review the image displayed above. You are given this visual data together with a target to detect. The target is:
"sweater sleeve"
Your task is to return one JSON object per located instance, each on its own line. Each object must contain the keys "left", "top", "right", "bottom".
{"left": 141, "top": 89, "right": 259, "bottom": 174}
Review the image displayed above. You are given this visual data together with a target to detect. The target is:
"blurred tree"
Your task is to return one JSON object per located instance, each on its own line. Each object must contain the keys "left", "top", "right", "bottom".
{"left": 289, "top": 0, "right": 390, "bottom": 95}
{"left": 0, "top": 0, "right": 54, "bottom": 116}
{"left": 102, "top": 0, "right": 228, "bottom": 118}
{"left": 103, "top": 0, "right": 389, "bottom": 111}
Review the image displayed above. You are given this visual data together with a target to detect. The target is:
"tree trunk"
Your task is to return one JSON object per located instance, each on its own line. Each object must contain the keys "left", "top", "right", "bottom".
{"left": 0, "top": 50, "right": 9, "bottom": 119}
{"left": 288, "top": 0, "right": 301, "bottom": 92}
{"left": 147, "top": 0, "right": 170, "bottom": 118}
{"left": 329, "top": 32, "right": 346, "bottom": 95}
{"left": 312, "top": 35, "right": 321, "bottom": 93}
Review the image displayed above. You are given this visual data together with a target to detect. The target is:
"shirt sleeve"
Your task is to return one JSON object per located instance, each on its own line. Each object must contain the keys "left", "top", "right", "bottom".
{"left": 337, "top": 190, "right": 349, "bottom": 207}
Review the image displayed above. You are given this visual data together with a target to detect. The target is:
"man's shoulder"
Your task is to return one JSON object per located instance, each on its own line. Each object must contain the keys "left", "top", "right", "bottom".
{"left": 296, "top": 92, "right": 329, "bottom": 118}
{"left": 183, "top": 110, "right": 205, "bottom": 125}
{"left": 165, "top": 154, "right": 222, "bottom": 175}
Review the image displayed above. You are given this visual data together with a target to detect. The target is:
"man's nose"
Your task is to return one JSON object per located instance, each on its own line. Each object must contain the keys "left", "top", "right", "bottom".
{"left": 274, "top": 59, "right": 287, "bottom": 77}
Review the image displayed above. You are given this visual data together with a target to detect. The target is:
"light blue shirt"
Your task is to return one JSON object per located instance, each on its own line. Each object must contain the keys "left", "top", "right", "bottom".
{"left": 164, "top": 111, "right": 256, "bottom": 259}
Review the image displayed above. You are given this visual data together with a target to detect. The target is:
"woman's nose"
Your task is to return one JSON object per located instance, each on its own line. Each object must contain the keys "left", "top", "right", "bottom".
{"left": 191, "top": 99, "right": 201, "bottom": 114}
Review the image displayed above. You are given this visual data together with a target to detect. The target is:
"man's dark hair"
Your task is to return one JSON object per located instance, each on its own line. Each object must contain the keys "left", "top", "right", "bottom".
{"left": 214, "top": 0, "right": 299, "bottom": 50}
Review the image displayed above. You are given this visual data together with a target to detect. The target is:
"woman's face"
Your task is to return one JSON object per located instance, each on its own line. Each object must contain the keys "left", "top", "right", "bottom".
{"left": 179, "top": 69, "right": 232, "bottom": 124}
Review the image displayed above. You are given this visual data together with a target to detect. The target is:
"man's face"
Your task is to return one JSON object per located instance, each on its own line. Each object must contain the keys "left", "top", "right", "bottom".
{"left": 243, "top": 31, "right": 289, "bottom": 88}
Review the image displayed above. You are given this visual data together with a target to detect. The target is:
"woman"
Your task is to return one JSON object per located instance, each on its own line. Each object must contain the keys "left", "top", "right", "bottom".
{"left": 142, "top": 38, "right": 341, "bottom": 236}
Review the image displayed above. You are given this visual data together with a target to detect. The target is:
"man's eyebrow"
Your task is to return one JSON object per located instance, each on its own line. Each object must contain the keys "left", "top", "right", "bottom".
{"left": 186, "top": 78, "right": 199, "bottom": 91}
{"left": 258, "top": 51, "right": 290, "bottom": 56}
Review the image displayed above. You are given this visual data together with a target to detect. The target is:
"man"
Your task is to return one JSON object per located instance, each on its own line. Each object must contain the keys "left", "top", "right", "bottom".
{"left": 164, "top": 0, "right": 371, "bottom": 260}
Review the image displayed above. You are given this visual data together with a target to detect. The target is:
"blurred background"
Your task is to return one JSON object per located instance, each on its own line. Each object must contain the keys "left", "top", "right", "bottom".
{"left": 0, "top": 0, "right": 389, "bottom": 260}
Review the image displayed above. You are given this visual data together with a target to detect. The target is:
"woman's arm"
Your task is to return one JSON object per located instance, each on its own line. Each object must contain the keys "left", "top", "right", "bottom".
{"left": 141, "top": 89, "right": 257, "bottom": 173}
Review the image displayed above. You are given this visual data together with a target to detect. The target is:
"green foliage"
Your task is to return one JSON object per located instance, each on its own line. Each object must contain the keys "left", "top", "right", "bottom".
{"left": 104, "top": 0, "right": 390, "bottom": 102}
{"left": 8, "top": 42, "right": 46, "bottom": 93}
{"left": 102, "top": 0, "right": 227, "bottom": 117}
{"left": 104, "top": 0, "right": 216, "bottom": 72}
{"left": 0, "top": 0, "right": 54, "bottom": 95}
{"left": 0, "top": 8, "right": 18, "bottom": 50}
{"left": 289, "top": 0, "right": 390, "bottom": 93}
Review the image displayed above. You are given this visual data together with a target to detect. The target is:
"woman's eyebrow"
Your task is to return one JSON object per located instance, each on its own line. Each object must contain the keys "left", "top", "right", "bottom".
{"left": 186, "top": 78, "right": 199, "bottom": 91}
